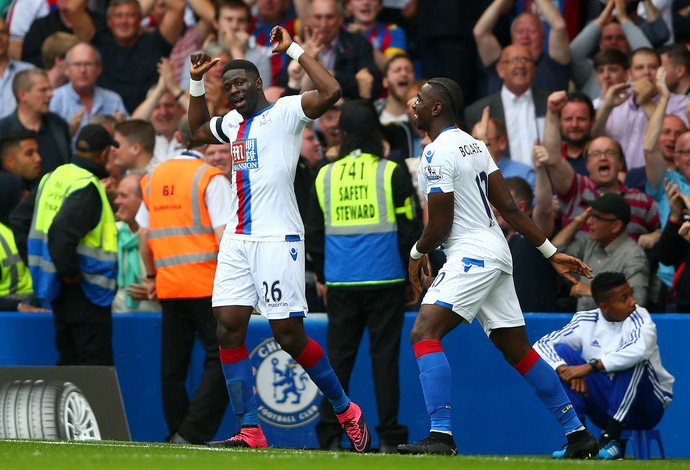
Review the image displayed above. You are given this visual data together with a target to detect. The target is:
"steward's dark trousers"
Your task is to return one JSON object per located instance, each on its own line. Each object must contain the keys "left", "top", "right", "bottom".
{"left": 51, "top": 284, "right": 113, "bottom": 366}
{"left": 316, "top": 284, "right": 407, "bottom": 447}
{"left": 160, "top": 297, "right": 228, "bottom": 443}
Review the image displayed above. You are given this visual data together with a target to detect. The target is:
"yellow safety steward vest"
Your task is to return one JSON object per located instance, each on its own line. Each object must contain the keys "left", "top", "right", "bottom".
{"left": 0, "top": 222, "right": 33, "bottom": 297}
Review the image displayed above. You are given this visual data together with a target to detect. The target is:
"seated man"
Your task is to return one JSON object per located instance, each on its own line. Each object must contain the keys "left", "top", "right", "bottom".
{"left": 535, "top": 271, "right": 674, "bottom": 460}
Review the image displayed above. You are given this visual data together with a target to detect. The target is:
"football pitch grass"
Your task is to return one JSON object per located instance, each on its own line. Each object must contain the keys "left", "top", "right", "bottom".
{"left": 1, "top": 440, "right": 689, "bottom": 470}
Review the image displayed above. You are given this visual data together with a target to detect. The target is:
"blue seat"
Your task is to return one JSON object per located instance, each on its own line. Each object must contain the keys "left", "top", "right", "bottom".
{"left": 620, "top": 429, "right": 665, "bottom": 460}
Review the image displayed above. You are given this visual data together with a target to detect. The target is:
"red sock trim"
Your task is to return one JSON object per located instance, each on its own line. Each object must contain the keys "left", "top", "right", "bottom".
{"left": 413, "top": 339, "right": 443, "bottom": 359}
{"left": 513, "top": 349, "right": 540, "bottom": 376}
{"left": 219, "top": 345, "right": 248, "bottom": 364}
{"left": 294, "top": 338, "right": 323, "bottom": 369}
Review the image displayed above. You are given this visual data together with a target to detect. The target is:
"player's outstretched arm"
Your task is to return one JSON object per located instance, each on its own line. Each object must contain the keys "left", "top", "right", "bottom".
{"left": 487, "top": 170, "right": 592, "bottom": 283}
{"left": 270, "top": 26, "right": 342, "bottom": 119}
{"left": 188, "top": 52, "right": 221, "bottom": 144}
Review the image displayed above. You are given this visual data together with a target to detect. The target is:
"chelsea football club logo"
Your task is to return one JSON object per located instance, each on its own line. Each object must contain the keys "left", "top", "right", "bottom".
{"left": 250, "top": 338, "right": 321, "bottom": 428}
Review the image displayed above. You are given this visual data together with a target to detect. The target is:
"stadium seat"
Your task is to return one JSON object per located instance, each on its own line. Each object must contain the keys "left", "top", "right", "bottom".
{"left": 620, "top": 429, "right": 665, "bottom": 460}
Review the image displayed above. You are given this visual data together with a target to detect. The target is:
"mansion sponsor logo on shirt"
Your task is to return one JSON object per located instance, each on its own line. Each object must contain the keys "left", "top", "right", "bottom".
{"left": 232, "top": 138, "right": 259, "bottom": 170}
{"left": 250, "top": 338, "right": 320, "bottom": 428}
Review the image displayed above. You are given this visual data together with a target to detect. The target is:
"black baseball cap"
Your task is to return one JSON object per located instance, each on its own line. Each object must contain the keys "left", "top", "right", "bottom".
{"left": 585, "top": 193, "right": 631, "bottom": 226}
{"left": 337, "top": 100, "right": 379, "bottom": 134}
{"left": 75, "top": 124, "right": 120, "bottom": 152}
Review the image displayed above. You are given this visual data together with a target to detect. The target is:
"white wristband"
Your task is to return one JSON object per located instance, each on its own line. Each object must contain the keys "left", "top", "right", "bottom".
{"left": 189, "top": 78, "right": 205, "bottom": 97}
{"left": 536, "top": 239, "right": 558, "bottom": 259}
{"left": 286, "top": 42, "right": 305, "bottom": 62}
{"left": 410, "top": 243, "right": 424, "bottom": 260}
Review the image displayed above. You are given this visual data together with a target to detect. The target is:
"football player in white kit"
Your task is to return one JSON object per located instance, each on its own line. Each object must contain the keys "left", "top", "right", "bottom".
{"left": 187, "top": 26, "right": 371, "bottom": 452}
{"left": 396, "top": 77, "right": 600, "bottom": 458}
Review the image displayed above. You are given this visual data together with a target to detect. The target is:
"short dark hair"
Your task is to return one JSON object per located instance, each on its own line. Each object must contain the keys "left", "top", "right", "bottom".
{"left": 222, "top": 59, "right": 260, "bottom": 80}
{"left": 383, "top": 52, "right": 413, "bottom": 77}
{"left": 426, "top": 77, "right": 463, "bottom": 121}
{"left": 591, "top": 272, "right": 627, "bottom": 305}
{"left": 215, "top": 0, "right": 250, "bottom": 22}
{"left": 0, "top": 130, "right": 37, "bottom": 163}
{"left": 658, "top": 43, "right": 690, "bottom": 73}
{"left": 505, "top": 176, "right": 533, "bottom": 207}
{"left": 566, "top": 92, "right": 595, "bottom": 120}
{"left": 114, "top": 119, "right": 155, "bottom": 154}
{"left": 338, "top": 100, "right": 384, "bottom": 159}
{"left": 593, "top": 48, "right": 629, "bottom": 70}
{"left": 631, "top": 47, "right": 660, "bottom": 65}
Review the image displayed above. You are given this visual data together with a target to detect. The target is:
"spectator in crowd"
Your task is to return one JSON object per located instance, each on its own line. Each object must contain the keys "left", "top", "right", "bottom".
{"left": 203, "top": 142, "right": 231, "bottom": 176}
{"left": 473, "top": 0, "right": 571, "bottom": 94}
{"left": 659, "top": 43, "right": 690, "bottom": 96}
{"left": 643, "top": 69, "right": 688, "bottom": 293}
{"left": 40, "top": 32, "right": 79, "bottom": 89}
{"left": 536, "top": 271, "right": 674, "bottom": 460}
{"left": 49, "top": 42, "right": 129, "bottom": 141}
{"left": 131, "top": 58, "right": 186, "bottom": 164}
{"left": 0, "top": 17, "right": 34, "bottom": 119}
{"left": 495, "top": 173, "right": 560, "bottom": 313}
{"left": 594, "top": 47, "right": 690, "bottom": 190}
{"left": 471, "top": 110, "right": 535, "bottom": 190}
{"left": 542, "top": 91, "right": 659, "bottom": 241}
{"left": 208, "top": 0, "right": 272, "bottom": 88}
{"left": 307, "top": 101, "right": 420, "bottom": 452}
{"left": 18, "top": 0, "right": 106, "bottom": 68}
{"left": 658, "top": 181, "right": 690, "bottom": 312}
{"left": 374, "top": 52, "right": 414, "bottom": 125}
{"left": 591, "top": 48, "right": 629, "bottom": 109}
{"left": 112, "top": 173, "right": 160, "bottom": 313}
{"left": 552, "top": 193, "right": 649, "bottom": 311}
{"left": 111, "top": 119, "right": 156, "bottom": 174}
{"left": 673, "top": 1, "right": 690, "bottom": 45}
{"left": 295, "top": 124, "right": 326, "bottom": 312}
{"left": 344, "top": 0, "right": 407, "bottom": 71}
{"left": 464, "top": 45, "right": 549, "bottom": 168}
{"left": 250, "top": 0, "right": 299, "bottom": 86}
{"left": 0, "top": 130, "right": 41, "bottom": 192}
{"left": 0, "top": 69, "right": 71, "bottom": 176}
{"left": 570, "top": 1, "right": 651, "bottom": 101}
{"left": 23, "top": 124, "right": 119, "bottom": 365}
{"left": 555, "top": 92, "right": 595, "bottom": 177}
{"left": 67, "top": 0, "right": 186, "bottom": 113}
{"left": 314, "top": 102, "right": 342, "bottom": 158}
{"left": 299, "top": 0, "right": 382, "bottom": 100}
{"left": 138, "top": 118, "right": 230, "bottom": 444}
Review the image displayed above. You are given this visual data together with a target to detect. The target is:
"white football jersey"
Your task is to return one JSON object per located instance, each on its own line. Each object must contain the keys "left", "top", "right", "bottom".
{"left": 418, "top": 126, "right": 513, "bottom": 273}
{"left": 210, "top": 95, "right": 312, "bottom": 241}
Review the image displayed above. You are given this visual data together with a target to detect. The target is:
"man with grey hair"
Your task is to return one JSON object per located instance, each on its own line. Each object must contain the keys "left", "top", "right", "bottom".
{"left": 49, "top": 42, "right": 129, "bottom": 141}
{"left": 0, "top": 68, "right": 71, "bottom": 176}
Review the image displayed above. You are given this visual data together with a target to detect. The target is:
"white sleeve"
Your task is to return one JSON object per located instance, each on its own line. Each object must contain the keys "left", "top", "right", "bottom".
{"left": 7, "top": 0, "right": 49, "bottom": 41}
{"left": 424, "top": 144, "right": 455, "bottom": 195}
{"left": 204, "top": 174, "right": 233, "bottom": 228}
{"left": 134, "top": 201, "right": 149, "bottom": 229}
{"left": 534, "top": 314, "right": 586, "bottom": 370}
{"left": 210, "top": 116, "right": 232, "bottom": 144}
{"left": 600, "top": 310, "right": 656, "bottom": 372}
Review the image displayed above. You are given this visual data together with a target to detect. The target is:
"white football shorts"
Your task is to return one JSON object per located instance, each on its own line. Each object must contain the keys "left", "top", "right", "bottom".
{"left": 213, "top": 236, "right": 308, "bottom": 319}
{"left": 421, "top": 254, "right": 525, "bottom": 335}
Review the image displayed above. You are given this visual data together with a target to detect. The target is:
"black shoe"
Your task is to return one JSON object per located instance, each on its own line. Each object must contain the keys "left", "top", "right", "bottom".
{"left": 397, "top": 432, "right": 457, "bottom": 455}
{"left": 560, "top": 430, "right": 599, "bottom": 459}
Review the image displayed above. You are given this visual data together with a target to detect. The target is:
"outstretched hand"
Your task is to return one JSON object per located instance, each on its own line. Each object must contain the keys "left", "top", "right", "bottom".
{"left": 549, "top": 252, "right": 592, "bottom": 284}
{"left": 270, "top": 25, "right": 293, "bottom": 54}
{"left": 190, "top": 52, "right": 220, "bottom": 81}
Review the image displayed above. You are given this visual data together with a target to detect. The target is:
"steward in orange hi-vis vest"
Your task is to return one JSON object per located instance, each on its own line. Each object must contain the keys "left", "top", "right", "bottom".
{"left": 141, "top": 157, "right": 225, "bottom": 299}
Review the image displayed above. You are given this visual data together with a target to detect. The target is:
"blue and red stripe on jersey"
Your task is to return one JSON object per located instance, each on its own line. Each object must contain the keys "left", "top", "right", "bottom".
{"left": 235, "top": 118, "right": 253, "bottom": 234}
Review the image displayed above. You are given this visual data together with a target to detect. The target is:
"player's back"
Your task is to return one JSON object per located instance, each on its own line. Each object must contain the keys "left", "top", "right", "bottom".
{"left": 418, "top": 127, "right": 512, "bottom": 272}
{"left": 210, "top": 95, "right": 311, "bottom": 241}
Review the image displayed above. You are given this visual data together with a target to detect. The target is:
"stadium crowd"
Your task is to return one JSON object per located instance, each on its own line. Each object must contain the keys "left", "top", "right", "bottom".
{"left": 0, "top": 0, "right": 687, "bottom": 453}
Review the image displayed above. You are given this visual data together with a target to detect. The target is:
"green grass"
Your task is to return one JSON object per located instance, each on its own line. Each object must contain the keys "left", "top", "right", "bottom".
{"left": 0, "top": 440, "right": 689, "bottom": 470}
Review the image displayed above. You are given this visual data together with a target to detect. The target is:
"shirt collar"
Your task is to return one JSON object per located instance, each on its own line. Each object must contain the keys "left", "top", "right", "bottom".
{"left": 501, "top": 85, "right": 532, "bottom": 102}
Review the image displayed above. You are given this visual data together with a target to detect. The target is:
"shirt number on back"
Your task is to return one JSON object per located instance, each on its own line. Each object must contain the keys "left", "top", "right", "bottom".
{"left": 474, "top": 171, "right": 494, "bottom": 226}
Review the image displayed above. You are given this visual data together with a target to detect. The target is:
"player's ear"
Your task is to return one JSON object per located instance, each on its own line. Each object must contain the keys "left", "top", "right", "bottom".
{"left": 256, "top": 76, "right": 263, "bottom": 90}
{"left": 431, "top": 100, "right": 442, "bottom": 117}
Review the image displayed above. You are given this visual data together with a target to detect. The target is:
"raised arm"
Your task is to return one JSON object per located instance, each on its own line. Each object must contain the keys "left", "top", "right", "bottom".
{"left": 66, "top": 0, "right": 96, "bottom": 42}
{"left": 472, "top": 0, "right": 512, "bottom": 67}
{"left": 644, "top": 68, "right": 671, "bottom": 192}
{"left": 270, "top": 26, "right": 341, "bottom": 119}
{"left": 543, "top": 91, "right": 576, "bottom": 195}
{"left": 532, "top": 144, "right": 556, "bottom": 237}
{"left": 535, "top": 0, "right": 570, "bottom": 65}
{"left": 158, "top": 0, "right": 186, "bottom": 46}
{"left": 592, "top": 82, "right": 631, "bottom": 137}
{"left": 188, "top": 53, "right": 222, "bottom": 144}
